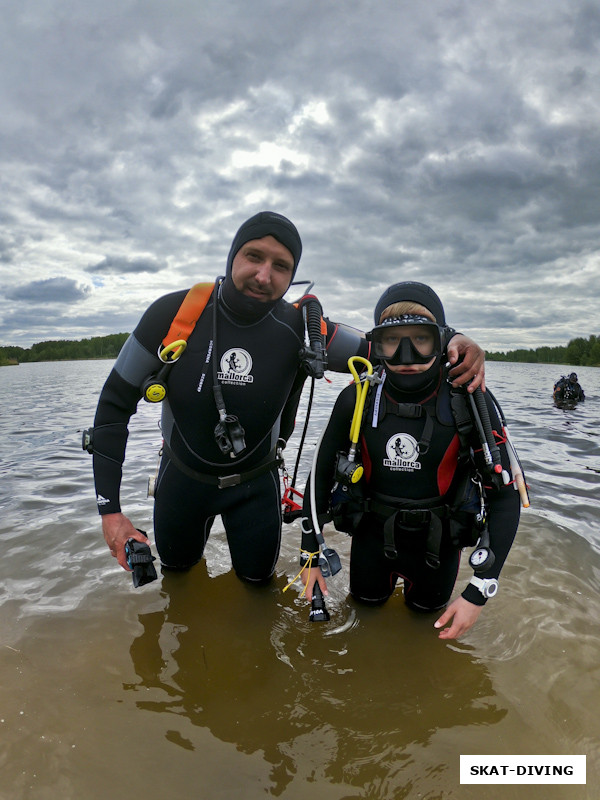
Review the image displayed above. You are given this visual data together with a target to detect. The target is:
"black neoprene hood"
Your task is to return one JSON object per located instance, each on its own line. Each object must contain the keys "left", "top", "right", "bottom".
{"left": 373, "top": 281, "right": 446, "bottom": 326}
{"left": 226, "top": 211, "right": 303, "bottom": 277}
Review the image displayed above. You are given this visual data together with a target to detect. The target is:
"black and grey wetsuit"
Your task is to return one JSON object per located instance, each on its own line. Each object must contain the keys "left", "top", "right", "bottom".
{"left": 301, "top": 367, "right": 520, "bottom": 609}
{"left": 91, "top": 285, "right": 369, "bottom": 578}
{"left": 553, "top": 377, "right": 585, "bottom": 402}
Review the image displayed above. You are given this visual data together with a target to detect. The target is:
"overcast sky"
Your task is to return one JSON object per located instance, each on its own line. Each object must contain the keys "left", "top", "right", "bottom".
{"left": 1, "top": 0, "right": 599, "bottom": 351}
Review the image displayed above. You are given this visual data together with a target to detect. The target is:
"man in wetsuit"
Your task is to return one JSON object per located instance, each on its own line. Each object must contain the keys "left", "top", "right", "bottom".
{"left": 553, "top": 372, "right": 585, "bottom": 403}
{"left": 90, "top": 212, "right": 485, "bottom": 583}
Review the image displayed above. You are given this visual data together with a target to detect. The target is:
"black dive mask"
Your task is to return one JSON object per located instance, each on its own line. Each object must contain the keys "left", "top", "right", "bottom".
{"left": 367, "top": 315, "right": 443, "bottom": 365}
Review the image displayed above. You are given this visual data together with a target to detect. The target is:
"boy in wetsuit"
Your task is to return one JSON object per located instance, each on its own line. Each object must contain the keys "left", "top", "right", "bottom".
{"left": 300, "top": 282, "right": 520, "bottom": 639}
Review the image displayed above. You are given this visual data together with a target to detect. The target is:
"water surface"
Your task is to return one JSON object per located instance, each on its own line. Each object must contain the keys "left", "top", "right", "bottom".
{"left": 0, "top": 360, "right": 598, "bottom": 799}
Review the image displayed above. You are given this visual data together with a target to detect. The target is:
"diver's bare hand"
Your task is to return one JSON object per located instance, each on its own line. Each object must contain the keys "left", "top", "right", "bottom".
{"left": 101, "top": 513, "right": 147, "bottom": 570}
{"left": 301, "top": 568, "right": 328, "bottom": 602}
{"left": 434, "top": 596, "right": 483, "bottom": 639}
{"left": 447, "top": 334, "right": 486, "bottom": 392}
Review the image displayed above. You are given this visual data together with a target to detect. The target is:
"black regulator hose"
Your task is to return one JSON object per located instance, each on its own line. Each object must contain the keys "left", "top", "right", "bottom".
{"left": 300, "top": 295, "right": 328, "bottom": 379}
{"left": 470, "top": 387, "right": 502, "bottom": 476}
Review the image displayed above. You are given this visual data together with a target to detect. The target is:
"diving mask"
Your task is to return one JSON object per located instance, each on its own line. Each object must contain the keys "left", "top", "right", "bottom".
{"left": 367, "top": 314, "right": 443, "bottom": 365}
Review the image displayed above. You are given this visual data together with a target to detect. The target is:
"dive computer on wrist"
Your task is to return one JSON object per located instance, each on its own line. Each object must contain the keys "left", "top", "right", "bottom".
{"left": 469, "top": 576, "right": 499, "bottom": 599}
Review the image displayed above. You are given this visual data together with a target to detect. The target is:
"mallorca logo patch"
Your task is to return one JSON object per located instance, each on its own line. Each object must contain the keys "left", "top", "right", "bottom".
{"left": 383, "top": 432, "right": 422, "bottom": 471}
{"left": 217, "top": 348, "right": 254, "bottom": 385}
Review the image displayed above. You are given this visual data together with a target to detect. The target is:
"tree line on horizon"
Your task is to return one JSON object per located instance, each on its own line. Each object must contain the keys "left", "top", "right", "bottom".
{"left": 1, "top": 331, "right": 599, "bottom": 367}
{"left": 0, "top": 333, "right": 129, "bottom": 365}
{"left": 485, "top": 333, "right": 600, "bottom": 367}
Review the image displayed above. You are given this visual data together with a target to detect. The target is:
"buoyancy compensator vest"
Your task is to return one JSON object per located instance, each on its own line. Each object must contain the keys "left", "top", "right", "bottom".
{"left": 329, "top": 365, "right": 490, "bottom": 567}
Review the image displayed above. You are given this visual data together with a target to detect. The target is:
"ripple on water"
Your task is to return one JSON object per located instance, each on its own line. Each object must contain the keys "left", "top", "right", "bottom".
{"left": 1, "top": 359, "right": 599, "bottom": 797}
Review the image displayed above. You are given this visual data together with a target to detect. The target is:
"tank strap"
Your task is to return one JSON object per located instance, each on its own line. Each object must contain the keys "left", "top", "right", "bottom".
{"left": 366, "top": 496, "right": 448, "bottom": 566}
{"left": 449, "top": 387, "right": 474, "bottom": 463}
{"left": 376, "top": 396, "right": 436, "bottom": 455}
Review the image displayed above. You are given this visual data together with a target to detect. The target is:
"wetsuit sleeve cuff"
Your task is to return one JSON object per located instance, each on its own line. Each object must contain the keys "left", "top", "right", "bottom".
{"left": 299, "top": 550, "right": 319, "bottom": 568}
{"left": 461, "top": 584, "right": 487, "bottom": 606}
{"left": 98, "top": 499, "right": 122, "bottom": 515}
{"left": 442, "top": 326, "right": 457, "bottom": 349}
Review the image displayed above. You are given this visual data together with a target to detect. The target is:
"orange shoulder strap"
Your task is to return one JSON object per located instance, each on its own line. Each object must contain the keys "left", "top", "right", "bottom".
{"left": 162, "top": 282, "right": 214, "bottom": 348}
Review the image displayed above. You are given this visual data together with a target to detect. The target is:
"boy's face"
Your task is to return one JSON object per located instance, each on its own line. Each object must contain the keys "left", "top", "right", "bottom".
{"left": 373, "top": 307, "right": 441, "bottom": 371}
{"left": 380, "top": 324, "right": 436, "bottom": 372}
{"left": 385, "top": 356, "right": 436, "bottom": 374}
{"left": 378, "top": 325, "right": 436, "bottom": 360}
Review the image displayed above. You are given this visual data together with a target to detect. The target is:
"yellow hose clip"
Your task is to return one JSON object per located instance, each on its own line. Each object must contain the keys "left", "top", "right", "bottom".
{"left": 143, "top": 340, "right": 189, "bottom": 403}
{"left": 158, "top": 339, "right": 187, "bottom": 363}
{"left": 342, "top": 356, "right": 374, "bottom": 483}
{"left": 348, "top": 356, "right": 374, "bottom": 446}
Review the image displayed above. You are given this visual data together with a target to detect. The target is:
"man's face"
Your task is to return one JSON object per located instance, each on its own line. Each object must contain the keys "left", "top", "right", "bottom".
{"left": 231, "top": 236, "right": 295, "bottom": 302}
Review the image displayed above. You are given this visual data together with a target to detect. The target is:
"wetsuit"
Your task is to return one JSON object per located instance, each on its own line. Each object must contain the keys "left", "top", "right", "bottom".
{"left": 92, "top": 284, "right": 369, "bottom": 579}
{"left": 301, "top": 366, "right": 520, "bottom": 609}
{"left": 553, "top": 377, "right": 585, "bottom": 402}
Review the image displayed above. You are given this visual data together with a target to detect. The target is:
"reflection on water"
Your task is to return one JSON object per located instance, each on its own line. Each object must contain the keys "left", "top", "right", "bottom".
{"left": 126, "top": 567, "right": 505, "bottom": 797}
{"left": 0, "top": 360, "right": 599, "bottom": 799}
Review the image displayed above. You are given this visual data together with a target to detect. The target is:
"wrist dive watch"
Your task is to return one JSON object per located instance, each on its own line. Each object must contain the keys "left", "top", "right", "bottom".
{"left": 469, "top": 576, "right": 499, "bottom": 599}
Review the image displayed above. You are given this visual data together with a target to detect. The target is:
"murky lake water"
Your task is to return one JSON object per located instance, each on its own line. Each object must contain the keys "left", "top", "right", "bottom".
{"left": 0, "top": 360, "right": 598, "bottom": 799}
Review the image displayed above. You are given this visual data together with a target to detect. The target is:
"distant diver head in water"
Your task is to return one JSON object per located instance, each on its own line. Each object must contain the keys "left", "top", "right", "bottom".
{"left": 369, "top": 281, "right": 446, "bottom": 392}
{"left": 221, "top": 211, "right": 302, "bottom": 318}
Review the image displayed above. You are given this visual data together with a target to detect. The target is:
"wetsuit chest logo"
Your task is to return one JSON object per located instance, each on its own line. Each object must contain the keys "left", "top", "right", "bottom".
{"left": 383, "top": 433, "right": 422, "bottom": 471}
{"left": 217, "top": 348, "right": 254, "bottom": 385}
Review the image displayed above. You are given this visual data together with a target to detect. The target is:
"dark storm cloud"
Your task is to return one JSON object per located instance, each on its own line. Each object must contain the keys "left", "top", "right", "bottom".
{"left": 86, "top": 256, "right": 167, "bottom": 275}
{"left": 1, "top": 0, "right": 599, "bottom": 349}
{"left": 0, "top": 304, "right": 140, "bottom": 348}
{"left": 5, "top": 278, "right": 91, "bottom": 304}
